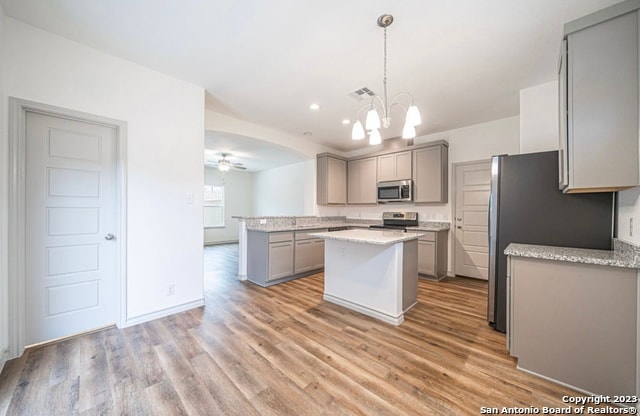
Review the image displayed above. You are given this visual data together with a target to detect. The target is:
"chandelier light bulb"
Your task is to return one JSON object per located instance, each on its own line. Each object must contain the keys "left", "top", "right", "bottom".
{"left": 369, "top": 128, "right": 382, "bottom": 145}
{"left": 365, "top": 109, "right": 381, "bottom": 130}
{"left": 402, "top": 122, "right": 416, "bottom": 139}
{"left": 406, "top": 105, "right": 422, "bottom": 127}
{"left": 352, "top": 121, "right": 366, "bottom": 140}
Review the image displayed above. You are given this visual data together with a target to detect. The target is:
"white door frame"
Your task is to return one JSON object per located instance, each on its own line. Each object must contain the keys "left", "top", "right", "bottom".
{"left": 8, "top": 97, "right": 127, "bottom": 358}
{"left": 450, "top": 159, "right": 491, "bottom": 277}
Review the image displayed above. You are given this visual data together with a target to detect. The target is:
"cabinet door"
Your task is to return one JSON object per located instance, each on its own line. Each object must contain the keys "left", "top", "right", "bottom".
{"left": 312, "top": 239, "right": 325, "bottom": 270}
{"left": 360, "top": 157, "right": 378, "bottom": 203}
{"left": 566, "top": 11, "right": 639, "bottom": 191}
{"left": 413, "top": 146, "right": 447, "bottom": 203}
{"left": 377, "top": 154, "right": 396, "bottom": 182}
{"left": 347, "top": 159, "right": 362, "bottom": 204}
{"left": 558, "top": 40, "right": 569, "bottom": 190}
{"left": 317, "top": 156, "right": 347, "bottom": 205}
{"left": 327, "top": 157, "right": 347, "bottom": 203}
{"left": 418, "top": 240, "right": 436, "bottom": 276}
{"left": 395, "top": 151, "right": 412, "bottom": 180}
{"left": 268, "top": 242, "right": 293, "bottom": 281}
{"left": 348, "top": 157, "right": 377, "bottom": 204}
{"left": 294, "top": 240, "right": 313, "bottom": 274}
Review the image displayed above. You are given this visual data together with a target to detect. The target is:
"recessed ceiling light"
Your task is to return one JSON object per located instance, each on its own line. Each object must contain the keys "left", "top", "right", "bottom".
{"left": 342, "top": 119, "right": 351, "bottom": 125}
{"left": 303, "top": 132, "right": 313, "bottom": 136}
{"left": 309, "top": 103, "right": 321, "bottom": 111}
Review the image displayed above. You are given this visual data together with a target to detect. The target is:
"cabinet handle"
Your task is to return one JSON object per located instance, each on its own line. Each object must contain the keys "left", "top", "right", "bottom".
{"left": 456, "top": 217, "right": 462, "bottom": 221}
{"left": 457, "top": 225, "right": 462, "bottom": 229}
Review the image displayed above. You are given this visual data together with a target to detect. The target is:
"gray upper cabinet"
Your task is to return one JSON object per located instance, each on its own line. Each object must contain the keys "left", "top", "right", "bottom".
{"left": 413, "top": 144, "right": 448, "bottom": 204}
{"left": 560, "top": 4, "right": 639, "bottom": 193}
{"left": 377, "top": 151, "right": 412, "bottom": 182}
{"left": 317, "top": 154, "right": 347, "bottom": 205}
{"left": 347, "top": 157, "right": 377, "bottom": 204}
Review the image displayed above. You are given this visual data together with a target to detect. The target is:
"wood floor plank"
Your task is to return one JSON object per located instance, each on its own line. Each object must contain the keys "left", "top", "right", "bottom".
{"left": 0, "top": 243, "right": 608, "bottom": 415}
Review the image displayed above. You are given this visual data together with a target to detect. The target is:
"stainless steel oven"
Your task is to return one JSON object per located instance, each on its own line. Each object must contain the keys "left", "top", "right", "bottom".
{"left": 377, "top": 180, "right": 412, "bottom": 203}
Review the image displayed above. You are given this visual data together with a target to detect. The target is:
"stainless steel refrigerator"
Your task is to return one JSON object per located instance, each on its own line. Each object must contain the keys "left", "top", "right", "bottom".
{"left": 487, "top": 151, "right": 614, "bottom": 332}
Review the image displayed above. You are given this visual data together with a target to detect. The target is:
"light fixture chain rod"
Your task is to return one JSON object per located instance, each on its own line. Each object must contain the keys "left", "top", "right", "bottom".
{"left": 383, "top": 24, "right": 389, "bottom": 118}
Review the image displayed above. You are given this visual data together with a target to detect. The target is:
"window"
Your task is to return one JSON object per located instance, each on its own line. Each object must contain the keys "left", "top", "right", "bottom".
{"left": 204, "top": 184, "right": 224, "bottom": 227}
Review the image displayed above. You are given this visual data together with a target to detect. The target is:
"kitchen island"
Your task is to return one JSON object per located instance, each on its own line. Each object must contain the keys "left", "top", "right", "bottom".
{"left": 310, "top": 229, "right": 424, "bottom": 325}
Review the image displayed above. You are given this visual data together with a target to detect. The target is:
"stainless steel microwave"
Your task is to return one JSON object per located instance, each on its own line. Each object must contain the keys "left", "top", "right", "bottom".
{"left": 377, "top": 180, "right": 413, "bottom": 203}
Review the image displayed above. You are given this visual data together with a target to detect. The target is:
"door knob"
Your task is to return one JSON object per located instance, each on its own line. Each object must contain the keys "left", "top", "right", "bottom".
{"left": 105, "top": 233, "right": 115, "bottom": 240}
{"left": 457, "top": 226, "right": 462, "bottom": 229}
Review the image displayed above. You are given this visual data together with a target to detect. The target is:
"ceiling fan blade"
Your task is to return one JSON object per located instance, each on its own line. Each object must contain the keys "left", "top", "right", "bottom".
{"left": 232, "top": 165, "right": 247, "bottom": 170}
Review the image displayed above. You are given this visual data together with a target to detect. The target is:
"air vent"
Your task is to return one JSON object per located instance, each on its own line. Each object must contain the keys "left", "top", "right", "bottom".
{"left": 350, "top": 87, "right": 376, "bottom": 101}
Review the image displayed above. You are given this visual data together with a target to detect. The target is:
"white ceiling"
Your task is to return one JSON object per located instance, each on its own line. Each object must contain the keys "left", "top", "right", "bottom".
{"left": 0, "top": 0, "right": 624, "bottom": 155}
{"left": 204, "top": 131, "right": 306, "bottom": 172}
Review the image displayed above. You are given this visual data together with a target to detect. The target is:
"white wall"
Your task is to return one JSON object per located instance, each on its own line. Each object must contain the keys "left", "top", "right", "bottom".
{"left": 0, "top": 4, "right": 7, "bottom": 370}
{"left": 204, "top": 167, "right": 253, "bottom": 244}
{"left": 253, "top": 161, "right": 315, "bottom": 216}
{"left": 2, "top": 19, "right": 205, "bottom": 327}
{"left": 519, "top": 81, "right": 559, "bottom": 154}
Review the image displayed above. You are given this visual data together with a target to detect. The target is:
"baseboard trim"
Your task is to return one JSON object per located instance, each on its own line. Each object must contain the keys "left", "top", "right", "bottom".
{"left": 204, "top": 240, "right": 239, "bottom": 246}
{"left": 323, "top": 293, "right": 404, "bottom": 326}
{"left": 0, "top": 348, "right": 8, "bottom": 373}
{"left": 124, "top": 299, "right": 205, "bottom": 327}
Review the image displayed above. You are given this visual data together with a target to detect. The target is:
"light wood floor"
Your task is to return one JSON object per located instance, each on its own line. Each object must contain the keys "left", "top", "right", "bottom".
{"left": 0, "top": 244, "right": 597, "bottom": 415}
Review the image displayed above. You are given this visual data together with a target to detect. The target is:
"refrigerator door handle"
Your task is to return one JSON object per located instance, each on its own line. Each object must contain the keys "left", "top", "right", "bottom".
{"left": 487, "top": 156, "right": 500, "bottom": 324}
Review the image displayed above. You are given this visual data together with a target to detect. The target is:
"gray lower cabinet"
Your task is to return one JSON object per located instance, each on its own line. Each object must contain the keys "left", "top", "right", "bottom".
{"left": 560, "top": 5, "right": 639, "bottom": 192}
{"left": 269, "top": 240, "right": 294, "bottom": 280}
{"left": 248, "top": 229, "right": 326, "bottom": 287}
{"left": 417, "top": 231, "right": 447, "bottom": 280}
{"left": 508, "top": 256, "right": 637, "bottom": 397}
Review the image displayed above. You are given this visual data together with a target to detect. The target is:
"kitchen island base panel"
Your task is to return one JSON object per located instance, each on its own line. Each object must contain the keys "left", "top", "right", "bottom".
{"left": 323, "top": 293, "right": 416, "bottom": 326}
{"left": 322, "top": 238, "right": 418, "bottom": 325}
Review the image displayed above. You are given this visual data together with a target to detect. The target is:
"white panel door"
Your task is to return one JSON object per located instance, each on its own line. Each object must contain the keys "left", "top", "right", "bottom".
{"left": 454, "top": 161, "right": 491, "bottom": 280}
{"left": 26, "top": 111, "right": 117, "bottom": 345}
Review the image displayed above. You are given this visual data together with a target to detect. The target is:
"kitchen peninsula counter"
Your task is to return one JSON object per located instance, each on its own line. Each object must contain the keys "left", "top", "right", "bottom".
{"left": 505, "top": 239, "right": 640, "bottom": 268}
{"left": 310, "top": 229, "right": 423, "bottom": 325}
{"left": 505, "top": 239, "right": 640, "bottom": 398}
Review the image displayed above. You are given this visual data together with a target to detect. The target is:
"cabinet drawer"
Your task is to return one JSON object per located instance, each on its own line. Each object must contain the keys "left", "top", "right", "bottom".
{"left": 295, "top": 229, "right": 327, "bottom": 241}
{"left": 269, "top": 232, "right": 293, "bottom": 243}
{"left": 418, "top": 231, "right": 435, "bottom": 242}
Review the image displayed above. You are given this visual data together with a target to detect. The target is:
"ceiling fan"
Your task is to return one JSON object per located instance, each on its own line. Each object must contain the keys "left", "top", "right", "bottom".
{"left": 207, "top": 152, "right": 247, "bottom": 171}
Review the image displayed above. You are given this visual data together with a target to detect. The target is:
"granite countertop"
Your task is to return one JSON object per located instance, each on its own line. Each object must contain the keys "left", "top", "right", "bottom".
{"left": 242, "top": 217, "right": 450, "bottom": 233}
{"left": 505, "top": 242, "right": 640, "bottom": 269}
{"left": 246, "top": 222, "right": 373, "bottom": 232}
{"left": 407, "top": 222, "right": 450, "bottom": 232}
{"left": 310, "top": 229, "right": 425, "bottom": 246}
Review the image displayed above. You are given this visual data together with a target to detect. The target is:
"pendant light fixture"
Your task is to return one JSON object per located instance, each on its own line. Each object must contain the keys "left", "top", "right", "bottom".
{"left": 352, "top": 14, "right": 422, "bottom": 145}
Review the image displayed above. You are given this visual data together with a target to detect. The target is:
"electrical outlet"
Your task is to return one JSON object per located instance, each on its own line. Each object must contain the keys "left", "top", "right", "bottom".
{"left": 630, "top": 217, "right": 634, "bottom": 237}
{"left": 186, "top": 193, "right": 194, "bottom": 205}
{"left": 166, "top": 284, "right": 175, "bottom": 296}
